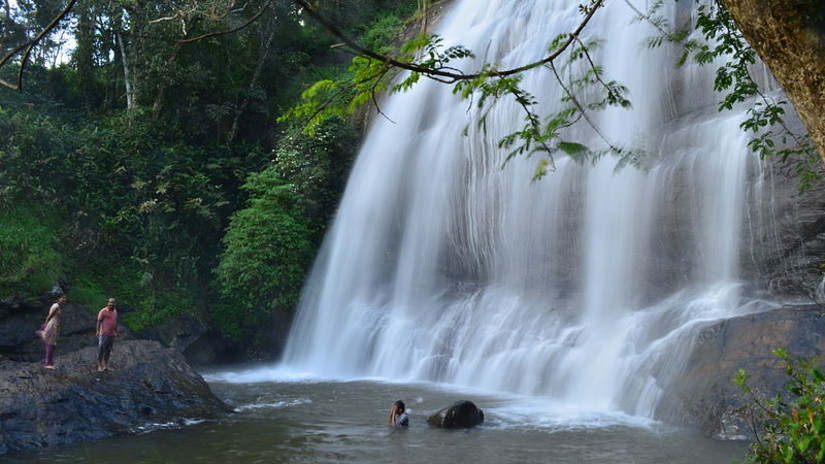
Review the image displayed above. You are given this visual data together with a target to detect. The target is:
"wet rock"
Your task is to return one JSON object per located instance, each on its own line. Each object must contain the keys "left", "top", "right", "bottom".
{"left": 657, "top": 305, "right": 825, "bottom": 440}
{"left": 427, "top": 400, "right": 485, "bottom": 428}
{"left": 0, "top": 339, "right": 231, "bottom": 455}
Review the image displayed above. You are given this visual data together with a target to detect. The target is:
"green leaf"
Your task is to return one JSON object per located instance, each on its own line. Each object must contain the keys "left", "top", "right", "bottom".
{"left": 557, "top": 141, "right": 588, "bottom": 156}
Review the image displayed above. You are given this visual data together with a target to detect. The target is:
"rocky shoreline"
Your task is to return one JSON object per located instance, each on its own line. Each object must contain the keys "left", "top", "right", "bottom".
{"left": 0, "top": 340, "right": 232, "bottom": 455}
{"left": 2, "top": 289, "right": 825, "bottom": 454}
{"left": 0, "top": 303, "right": 824, "bottom": 455}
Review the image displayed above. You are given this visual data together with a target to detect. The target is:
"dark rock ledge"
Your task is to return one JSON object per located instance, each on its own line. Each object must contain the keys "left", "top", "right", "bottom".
{"left": 0, "top": 340, "right": 231, "bottom": 455}
{"left": 657, "top": 304, "right": 825, "bottom": 440}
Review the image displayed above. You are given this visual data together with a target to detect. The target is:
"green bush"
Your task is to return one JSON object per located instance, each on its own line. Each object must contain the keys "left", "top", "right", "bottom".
{"left": 68, "top": 257, "right": 197, "bottom": 332}
{"left": 360, "top": 14, "right": 405, "bottom": 55}
{"left": 67, "top": 277, "right": 108, "bottom": 309}
{"left": 735, "top": 349, "right": 825, "bottom": 463}
{"left": 0, "top": 208, "right": 63, "bottom": 296}
{"left": 123, "top": 290, "right": 196, "bottom": 332}
{"left": 214, "top": 166, "right": 314, "bottom": 342}
{"left": 273, "top": 117, "right": 358, "bottom": 224}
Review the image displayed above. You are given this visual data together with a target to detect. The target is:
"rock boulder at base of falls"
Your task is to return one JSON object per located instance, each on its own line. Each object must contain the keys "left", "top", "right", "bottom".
{"left": 0, "top": 339, "right": 231, "bottom": 455}
{"left": 427, "top": 400, "right": 485, "bottom": 428}
{"left": 656, "top": 305, "right": 825, "bottom": 440}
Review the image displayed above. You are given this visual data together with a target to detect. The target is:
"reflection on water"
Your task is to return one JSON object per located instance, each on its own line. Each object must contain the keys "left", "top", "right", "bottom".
{"left": 0, "top": 371, "right": 747, "bottom": 464}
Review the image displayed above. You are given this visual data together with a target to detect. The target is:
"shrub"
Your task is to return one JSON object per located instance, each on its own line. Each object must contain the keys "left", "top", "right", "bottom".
{"left": 735, "top": 349, "right": 825, "bottom": 463}
{"left": 0, "top": 208, "right": 63, "bottom": 297}
{"left": 67, "top": 277, "right": 108, "bottom": 309}
{"left": 214, "top": 166, "right": 314, "bottom": 342}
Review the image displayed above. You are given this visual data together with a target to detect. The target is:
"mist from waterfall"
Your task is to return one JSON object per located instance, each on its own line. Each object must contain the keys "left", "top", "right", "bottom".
{"left": 280, "top": 0, "right": 774, "bottom": 419}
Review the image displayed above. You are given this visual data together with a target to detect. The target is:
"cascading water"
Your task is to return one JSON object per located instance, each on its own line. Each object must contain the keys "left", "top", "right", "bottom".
{"left": 281, "top": 0, "right": 776, "bottom": 420}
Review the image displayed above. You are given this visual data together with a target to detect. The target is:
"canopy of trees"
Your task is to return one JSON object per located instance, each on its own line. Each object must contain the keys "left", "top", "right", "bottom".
{"left": 0, "top": 0, "right": 415, "bottom": 357}
{"left": 1, "top": 0, "right": 823, "bottom": 359}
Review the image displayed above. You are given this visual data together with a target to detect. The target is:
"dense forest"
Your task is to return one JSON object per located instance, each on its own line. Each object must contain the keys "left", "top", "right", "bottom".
{"left": 0, "top": 0, "right": 424, "bottom": 359}
{"left": 2, "top": 0, "right": 824, "bottom": 362}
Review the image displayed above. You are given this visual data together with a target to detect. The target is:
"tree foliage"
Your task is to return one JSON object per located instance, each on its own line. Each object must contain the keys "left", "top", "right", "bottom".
{"left": 0, "top": 0, "right": 380, "bottom": 355}
{"left": 0, "top": 208, "right": 62, "bottom": 296}
{"left": 214, "top": 116, "right": 356, "bottom": 344}
{"left": 735, "top": 349, "right": 825, "bottom": 463}
{"left": 674, "top": 2, "right": 819, "bottom": 190}
{"left": 0, "top": 0, "right": 823, "bottom": 357}
{"left": 214, "top": 167, "right": 313, "bottom": 342}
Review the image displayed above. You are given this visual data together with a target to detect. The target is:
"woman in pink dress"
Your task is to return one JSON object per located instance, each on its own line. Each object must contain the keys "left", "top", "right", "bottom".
{"left": 39, "top": 294, "right": 66, "bottom": 369}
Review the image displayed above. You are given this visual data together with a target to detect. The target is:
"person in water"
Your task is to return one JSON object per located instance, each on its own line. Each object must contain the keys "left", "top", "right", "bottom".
{"left": 388, "top": 400, "right": 409, "bottom": 427}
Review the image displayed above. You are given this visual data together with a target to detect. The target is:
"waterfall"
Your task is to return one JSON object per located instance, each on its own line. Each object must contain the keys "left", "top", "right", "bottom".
{"left": 281, "top": 0, "right": 774, "bottom": 419}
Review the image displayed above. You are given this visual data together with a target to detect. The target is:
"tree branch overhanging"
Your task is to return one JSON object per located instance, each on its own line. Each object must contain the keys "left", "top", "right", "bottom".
{"left": 290, "top": 0, "right": 605, "bottom": 82}
{"left": 0, "top": 0, "right": 79, "bottom": 90}
{"left": 176, "top": 0, "right": 276, "bottom": 45}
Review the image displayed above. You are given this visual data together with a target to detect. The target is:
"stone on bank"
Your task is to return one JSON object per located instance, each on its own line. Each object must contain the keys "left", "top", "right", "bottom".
{"left": 0, "top": 340, "right": 231, "bottom": 455}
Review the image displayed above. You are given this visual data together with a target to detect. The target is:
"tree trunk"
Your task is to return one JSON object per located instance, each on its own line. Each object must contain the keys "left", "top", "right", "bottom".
{"left": 722, "top": 0, "right": 825, "bottom": 160}
{"left": 229, "top": 18, "right": 278, "bottom": 142}
{"left": 74, "top": 3, "right": 96, "bottom": 110}
{"left": 116, "top": 31, "right": 135, "bottom": 111}
{"left": 150, "top": 48, "right": 179, "bottom": 124}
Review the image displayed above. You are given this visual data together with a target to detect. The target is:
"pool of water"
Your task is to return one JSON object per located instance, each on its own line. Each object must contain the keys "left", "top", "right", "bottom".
{"left": 0, "top": 367, "right": 748, "bottom": 464}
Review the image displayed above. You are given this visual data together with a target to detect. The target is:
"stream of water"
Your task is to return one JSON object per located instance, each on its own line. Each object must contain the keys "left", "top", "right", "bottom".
{"left": 282, "top": 0, "right": 773, "bottom": 420}
{"left": 0, "top": 369, "right": 747, "bottom": 464}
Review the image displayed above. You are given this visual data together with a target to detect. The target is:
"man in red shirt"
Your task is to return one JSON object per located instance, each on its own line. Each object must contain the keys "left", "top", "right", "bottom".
{"left": 96, "top": 298, "right": 118, "bottom": 372}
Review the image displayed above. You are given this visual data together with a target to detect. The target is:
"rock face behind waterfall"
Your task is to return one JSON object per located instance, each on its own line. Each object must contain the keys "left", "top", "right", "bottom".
{"left": 743, "top": 163, "right": 825, "bottom": 301}
{"left": 0, "top": 340, "right": 231, "bottom": 455}
{"left": 427, "top": 400, "right": 485, "bottom": 428}
{"left": 657, "top": 305, "right": 825, "bottom": 439}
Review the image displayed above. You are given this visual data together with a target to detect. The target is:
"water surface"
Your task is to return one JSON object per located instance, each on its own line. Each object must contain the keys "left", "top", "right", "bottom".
{"left": 0, "top": 370, "right": 747, "bottom": 464}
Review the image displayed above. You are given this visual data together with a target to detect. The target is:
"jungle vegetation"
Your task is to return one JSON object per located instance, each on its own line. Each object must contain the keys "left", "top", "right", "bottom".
{"left": 0, "top": 0, "right": 416, "bottom": 357}
{"left": 1, "top": 0, "right": 823, "bottom": 363}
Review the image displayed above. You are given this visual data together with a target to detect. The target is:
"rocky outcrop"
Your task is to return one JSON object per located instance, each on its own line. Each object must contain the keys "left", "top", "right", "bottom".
{"left": 0, "top": 295, "right": 128, "bottom": 363}
{"left": 427, "top": 400, "right": 485, "bottom": 428}
{"left": 132, "top": 316, "right": 230, "bottom": 366}
{"left": 657, "top": 305, "right": 825, "bottom": 439}
{"left": 0, "top": 339, "right": 231, "bottom": 455}
{"left": 0, "top": 293, "right": 262, "bottom": 366}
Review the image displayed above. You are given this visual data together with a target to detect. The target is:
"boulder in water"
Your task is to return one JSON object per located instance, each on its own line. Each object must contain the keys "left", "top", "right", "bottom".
{"left": 427, "top": 400, "right": 484, "bottom": 428}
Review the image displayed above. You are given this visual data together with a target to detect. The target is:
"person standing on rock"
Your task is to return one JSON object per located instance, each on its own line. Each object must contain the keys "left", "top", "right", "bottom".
{"left": 39, "top": 294, "right": 66, "bottom": 369}
{"left": 96, "top": 298, "right": 118, "bottom": 372}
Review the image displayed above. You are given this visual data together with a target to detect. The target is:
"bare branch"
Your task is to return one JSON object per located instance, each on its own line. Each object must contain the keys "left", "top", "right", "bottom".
{"left": 148, "top": 11, "right": 192, "bottom": 26}
{"left": 291, "top": 0, "right": 606, "bottom": 82}
{"left": 0, "top": 0, "right": 79, "bottom": 90}
{"left": 208, "top": 1, "right": 240, "bottom": 20}
{"left": 176, "top": 0, "right": 275, "bottom": 45}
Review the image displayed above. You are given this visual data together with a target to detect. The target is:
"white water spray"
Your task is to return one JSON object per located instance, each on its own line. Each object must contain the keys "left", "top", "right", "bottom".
{"left": 281, "top": 0, "right": 774, "bottom": 419}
